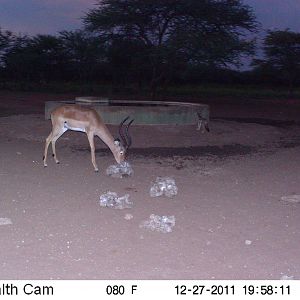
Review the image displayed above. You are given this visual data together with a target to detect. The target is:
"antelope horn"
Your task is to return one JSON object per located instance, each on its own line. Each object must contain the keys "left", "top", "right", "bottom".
{"left": 125, "top": 119, "right": 134, "bottom": 149}
{"left": 119, "top": 116, "right": 130, "bottom": 148}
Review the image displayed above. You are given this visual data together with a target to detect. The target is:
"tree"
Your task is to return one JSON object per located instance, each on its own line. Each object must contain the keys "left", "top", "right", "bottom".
{"left": 59, "top": 30, "right": 105, "bottom": 82}
{"left": 1, "top": 34, "right": 32, "bottom": 81}
{"left": 29, "top": 35, "right": 67, "bottom": 82}
{"left": 3, "top": 34, "right": 67, "bottom": 82}
{"left": 252, "top": 30, "right": 300, "bottom": 92}
{"left": 84, "top": 0, "right": 257, "bottom": 97}
{"left": 0, "top": 28, "right": 14, "bottom": 69}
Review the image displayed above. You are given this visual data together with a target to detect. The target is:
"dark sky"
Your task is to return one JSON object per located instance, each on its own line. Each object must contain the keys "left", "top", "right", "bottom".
{"left": 0, "top": 0, "right": 300, "bottom": 35}
{"left": 245, "top": 0, "right": 300, "bottom": 32}
{"left": 0, "top": 0, "right": 95, "bottom": 34}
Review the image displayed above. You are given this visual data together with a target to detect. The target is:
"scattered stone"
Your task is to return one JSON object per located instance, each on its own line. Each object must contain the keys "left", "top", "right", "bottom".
{"left": 140, "top": 214, "right": 175, "bottom": 233}
{"left": 280, "top": 274, "right": 294, "bottom": 280}
{"left": 99, "top": 191, "right": 133, "bottom": 209}
{"left": 124, "top": 213, "right": 133, "bottom": 220}
{"left": 0, "top": 218, "right": 12, "bottom": 225}
{"left": 106, "top": 161, "right": 133, "bottom": 178}
{"left": 280, "top": 194, "right": 300, "bottom": 203}
{"left": 150, "top": 177, "right": 178, "bottom": 198}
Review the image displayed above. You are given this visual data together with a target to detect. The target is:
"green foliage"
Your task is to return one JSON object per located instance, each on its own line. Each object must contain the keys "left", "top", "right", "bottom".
{"left": 0, "top": 28, "right": 14, "bottom": 70}
{"left": 0, "top": 28, "right": 13, "bottom": 51}
{"left": 5, "top": 1, "right": 300, "bottom": 99}
{"left": 0, "top": 30, "right": 107, "bottom": 83}
{"left": 1, "top": 80, "right": 298, "bottom": 101}
{"left": 59, "top": 30, "right": 106, "bottom": 81}
{"left": 252, "top": 30, "right": 300, "bottom": 89}
{"left": 162, "top": 84, "right": 300, "bottom": 99}
{"left": 264, "top": 30, "right": 300, "bottom": 68}
{"left": 3, "top": 34, "right": 66, "bottom": 81}
{"left": 84, "top": 0, "right": 257, "bottom": 96}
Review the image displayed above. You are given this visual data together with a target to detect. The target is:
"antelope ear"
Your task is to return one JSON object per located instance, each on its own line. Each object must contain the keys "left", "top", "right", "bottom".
{"left": 114, "top": 138, "right": 121, "bottom": 146}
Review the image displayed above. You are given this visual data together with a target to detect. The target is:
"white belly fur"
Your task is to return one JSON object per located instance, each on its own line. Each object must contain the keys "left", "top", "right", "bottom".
{"left": 64, "top": 122, "right": 86, "bottom": 133}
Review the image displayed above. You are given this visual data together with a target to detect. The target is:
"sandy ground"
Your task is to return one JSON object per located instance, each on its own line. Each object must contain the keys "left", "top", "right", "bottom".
{"left": 0, "top": 91, "right": 300, "bottom": 280}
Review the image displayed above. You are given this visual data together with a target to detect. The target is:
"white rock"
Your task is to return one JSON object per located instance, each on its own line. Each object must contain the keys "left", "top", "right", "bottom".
{"left": 0, "top": 218, "right": 12, "bottom": 225}
{"left": 280, "top": 195, "right": 300, "bottom": 203}
{"left": 124, "top": 213, "right": 133, "bottom": 220}
{"left": 280, "top": 275, "right": 294, "bottom": 280}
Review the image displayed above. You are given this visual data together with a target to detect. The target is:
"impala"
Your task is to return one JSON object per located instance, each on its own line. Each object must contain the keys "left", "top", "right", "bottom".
{"left": 43, "top": 104, "right": 133, "bottom": 172}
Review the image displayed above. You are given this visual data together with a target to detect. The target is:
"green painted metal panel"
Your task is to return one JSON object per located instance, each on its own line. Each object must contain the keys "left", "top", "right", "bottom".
{"left": 45, "top": 100, "right": 209, "bottom": 126}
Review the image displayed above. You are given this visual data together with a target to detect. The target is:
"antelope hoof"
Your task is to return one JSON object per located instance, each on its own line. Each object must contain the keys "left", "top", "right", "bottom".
{"left": 43, "top": 164, "right": 47, "bottom": 168}
{"left": 56, "top": 161, "right": 60, "bottom": 164}
{"left": 94, "top": 168, "right": 99, "bottom": 173}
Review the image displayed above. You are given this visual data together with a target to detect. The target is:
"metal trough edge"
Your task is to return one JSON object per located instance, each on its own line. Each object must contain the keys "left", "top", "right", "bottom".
{"left": 45, "top": 99, "right": 209, "bottom": 128}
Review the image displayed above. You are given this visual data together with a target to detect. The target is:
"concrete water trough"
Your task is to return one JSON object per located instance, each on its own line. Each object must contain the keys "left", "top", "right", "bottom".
{"left": 45, "top": 97, "right": 210, "bottom": 130}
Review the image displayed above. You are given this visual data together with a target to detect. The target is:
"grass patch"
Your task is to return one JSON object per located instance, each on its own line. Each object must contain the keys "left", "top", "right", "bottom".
{"left": 161, "top": 84, "right": 300, "bottom": 99}
{"left": 1, "top": 81, "right": 300, "bottom": 101}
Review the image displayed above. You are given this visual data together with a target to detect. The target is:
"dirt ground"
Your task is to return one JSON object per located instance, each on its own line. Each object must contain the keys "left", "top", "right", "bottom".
{"left": 0, "top": 91, "right": 300, "bottom": 280}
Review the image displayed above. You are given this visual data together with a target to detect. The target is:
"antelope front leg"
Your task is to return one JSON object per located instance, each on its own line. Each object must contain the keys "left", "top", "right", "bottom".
{"left": 87, "top": 131, "right": 99, "bottom": 172}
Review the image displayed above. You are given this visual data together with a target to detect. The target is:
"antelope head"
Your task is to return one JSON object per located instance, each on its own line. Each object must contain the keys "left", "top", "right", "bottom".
{"left": 113, "top": 116, "right": 134, "bottom": 164}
